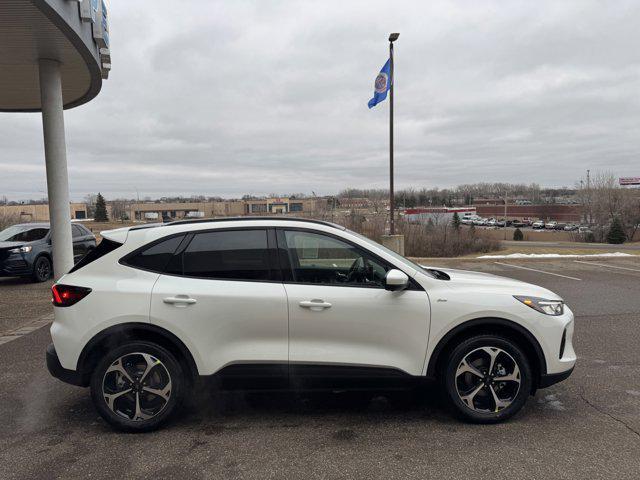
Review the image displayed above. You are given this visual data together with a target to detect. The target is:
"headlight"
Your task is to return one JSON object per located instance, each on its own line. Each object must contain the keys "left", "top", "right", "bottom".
{"left": 514, "top": 295, "right": 564, "bottom": 316}
{"left": 8, "top": 246, "right": 32, "bottom": 254}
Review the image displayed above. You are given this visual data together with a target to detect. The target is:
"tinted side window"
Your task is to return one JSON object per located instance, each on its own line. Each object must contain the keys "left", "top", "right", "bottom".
{"left": 181, "top": 230, "right": 271, "bottom": 281}
{"left": 72, "top": 225, "right": 83, "bottom": 238}
{"left": 282, "top": 230, "right": 390, "bottom": 288}
{"left": 125, "top": 235, "right": 185, "bottom": 273}
{"left": 16, "top": 228, "right": 49, "bottom": 242}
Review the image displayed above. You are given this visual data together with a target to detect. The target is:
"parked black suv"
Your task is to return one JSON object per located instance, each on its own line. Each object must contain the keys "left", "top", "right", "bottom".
{"left": 0, "top": 223, "right": 96, "bottom": 282}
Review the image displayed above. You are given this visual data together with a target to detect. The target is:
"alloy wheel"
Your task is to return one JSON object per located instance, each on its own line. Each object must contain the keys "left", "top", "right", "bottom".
{"left": 102, "top": 352, "right": 172, "bottom": 421}
{"left": 37, "top": 259, "right": 51, "bottom": 280}
{"left": 455, "top": 346, "right": 521, "bottom": 413}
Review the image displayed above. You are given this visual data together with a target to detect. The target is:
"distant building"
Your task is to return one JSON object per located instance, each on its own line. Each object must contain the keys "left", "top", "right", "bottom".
{"left": 127, "top": 198, "right": 325, "bottom": 221}
{"left": 338, "top": 197, "right": 372, "bottom": 209}
{"left": 244, "top": 197, "right": 325, "bottom": 215}
{"left": 405, "top": 207, "right": 477, "bottom": 224}
{"left": 475, "top": 204, "right": 581, "bottom": 222}
{"left": 0, "top": 203, "right": 88, "bottom": 222}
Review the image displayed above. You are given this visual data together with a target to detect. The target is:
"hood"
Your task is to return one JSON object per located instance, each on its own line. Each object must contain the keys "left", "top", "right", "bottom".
{"left": 0, "top": 241, "right": 26, "bottom": 250}
{"left": 422, "top": 266, "right": 562, "bottom": 300}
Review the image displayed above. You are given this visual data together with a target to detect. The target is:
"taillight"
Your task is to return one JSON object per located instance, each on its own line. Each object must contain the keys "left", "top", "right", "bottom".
{"left": 51, "top": 284, "right": 92, "bottom": 307}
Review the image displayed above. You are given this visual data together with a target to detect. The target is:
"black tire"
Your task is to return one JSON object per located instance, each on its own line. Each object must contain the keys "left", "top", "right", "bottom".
{"left": 441, "top": 335, "right": 532, "bottom": 423}
{"left": 90, "top": 341, "right": 184, "bottom": 432}
{"left": 31, "top": 256, "right": 52, "bottom": 282}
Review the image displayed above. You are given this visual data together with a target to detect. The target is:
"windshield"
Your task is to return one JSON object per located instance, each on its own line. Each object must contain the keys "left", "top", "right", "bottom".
{"left": 0, "top": 225, "right": 49, "bottom": 242}
{"left": 347, "top": 230, "right": 436, "bottom": 278}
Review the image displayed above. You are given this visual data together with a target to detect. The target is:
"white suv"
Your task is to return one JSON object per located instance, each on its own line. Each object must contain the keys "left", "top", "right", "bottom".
{"left": 46, "top": 218, "right": 576, "bottom": 431}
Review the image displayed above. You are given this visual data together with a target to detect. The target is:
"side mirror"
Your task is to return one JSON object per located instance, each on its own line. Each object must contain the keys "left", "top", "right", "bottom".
{"left": 385, "top": 269, "right": 409, "bottom": 291}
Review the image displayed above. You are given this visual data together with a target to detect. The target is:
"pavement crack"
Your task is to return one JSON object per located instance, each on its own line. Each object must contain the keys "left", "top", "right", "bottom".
{"left": 579, "top": 393, "right": 640, "bottom": 440}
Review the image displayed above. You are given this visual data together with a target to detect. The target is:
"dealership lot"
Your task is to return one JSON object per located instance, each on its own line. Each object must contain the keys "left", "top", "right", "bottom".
{"left": 1, "top": 257, "right": 639, "bottom": 479}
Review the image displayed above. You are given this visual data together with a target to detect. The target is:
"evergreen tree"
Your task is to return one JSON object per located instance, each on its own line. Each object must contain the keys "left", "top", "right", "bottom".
{"left": 94, "top": 192, "right": 109, "bottom": 222}
{"left": 426, "top": 218, "right": 435, "bottom": 232}
{"left": 452, "top": 212, "right": 461, "bottom": 231}
{"left": 606, "top": 217, "right": 626, "bottom": 244}
{"left": 513, "top": 228, "right": 524, "bottom": 241}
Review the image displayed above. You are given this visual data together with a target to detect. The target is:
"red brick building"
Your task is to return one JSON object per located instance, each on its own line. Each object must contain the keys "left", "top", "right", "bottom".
{"left": 475, "top": 204, "right": 582, "bottom": 222}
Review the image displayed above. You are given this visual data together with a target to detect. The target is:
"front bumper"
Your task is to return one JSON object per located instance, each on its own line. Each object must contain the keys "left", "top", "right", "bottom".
{"left": 0, "top": 258, "right": 32, "bottom": 277}
{"left": 46, "top": 343, "right": 88, "bottom": 387}
{"left": 538, "top": 366, "right": 574, "bottom": 388}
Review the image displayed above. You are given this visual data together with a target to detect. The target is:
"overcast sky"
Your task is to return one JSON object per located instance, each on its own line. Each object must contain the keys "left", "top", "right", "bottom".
{"left": 1, "top": 0, "right": 640, "bottom": 201}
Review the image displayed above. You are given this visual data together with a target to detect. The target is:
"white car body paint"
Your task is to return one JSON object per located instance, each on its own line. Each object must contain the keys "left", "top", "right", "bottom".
{"left": 50, "top": 219, "right": 576, "bottom": 382}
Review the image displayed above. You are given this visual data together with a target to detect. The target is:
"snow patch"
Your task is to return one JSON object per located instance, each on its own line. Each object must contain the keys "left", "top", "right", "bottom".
{"left": 477, "top": 252, "right": 634, "bottom": 259}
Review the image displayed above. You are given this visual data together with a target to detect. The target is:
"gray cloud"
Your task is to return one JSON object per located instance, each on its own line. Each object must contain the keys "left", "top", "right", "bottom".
{"left": 1, "top": 0, "right": 639, "bottom": 200}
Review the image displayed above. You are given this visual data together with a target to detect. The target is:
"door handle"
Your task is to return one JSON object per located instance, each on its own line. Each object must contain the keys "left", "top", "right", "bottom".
{"left": 299, "top": 299, "right": 332, "bottom": 310}
{"left": 163, "top": 296, "right": 197, "bottom": 306}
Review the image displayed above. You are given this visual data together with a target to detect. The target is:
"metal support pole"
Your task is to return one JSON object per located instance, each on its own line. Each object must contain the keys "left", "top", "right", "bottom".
{"left": 389, "top": 41, "right": 395, "bottom": 235}
{"left": 39, "top": 59, "right": 74, "bottom": 279}
{"left": 504, "top": 193, "right": 508, "bottom": 240}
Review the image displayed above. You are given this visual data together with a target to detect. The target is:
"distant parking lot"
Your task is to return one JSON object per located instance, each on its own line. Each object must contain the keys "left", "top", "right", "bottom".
{"left": 1, "top": 256, "right": 639, "bottom": 479}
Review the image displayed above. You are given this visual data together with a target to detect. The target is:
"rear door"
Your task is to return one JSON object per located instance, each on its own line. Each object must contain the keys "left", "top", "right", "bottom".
{"left": 149, "top": 228, "right": 288, "bottom": 377}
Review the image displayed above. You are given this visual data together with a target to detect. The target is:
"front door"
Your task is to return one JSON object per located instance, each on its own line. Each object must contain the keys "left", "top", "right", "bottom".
{"left": 278, "top": 229, "right": 431, "bottom": 380}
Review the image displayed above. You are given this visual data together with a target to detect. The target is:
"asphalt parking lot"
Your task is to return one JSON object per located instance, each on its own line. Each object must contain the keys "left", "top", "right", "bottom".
{"left": 1, "top": 256, "right": 639, "bottom": 479}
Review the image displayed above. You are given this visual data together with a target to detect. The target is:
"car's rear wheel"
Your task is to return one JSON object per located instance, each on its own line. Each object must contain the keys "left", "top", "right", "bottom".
{"left": 31, "top": 256, "right": 52, "bottom": 282}
{"left": 90, "top": 341, "right": 184, "bottom": 432}
{"left": 442, "top": 335, "right": 532, "bottom": 423}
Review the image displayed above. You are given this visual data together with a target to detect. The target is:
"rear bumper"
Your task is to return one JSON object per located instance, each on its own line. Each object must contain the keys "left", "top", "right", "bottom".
{"left": 538, "top": 366, "right": 574, "bottom": 388}
{"left": 46, "top": 343, "right": 88, "bottom": 387}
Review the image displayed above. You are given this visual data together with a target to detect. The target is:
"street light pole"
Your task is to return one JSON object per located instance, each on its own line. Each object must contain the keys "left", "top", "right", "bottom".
{"left": 388, "top": 33, "right": 399, "bottom": 235}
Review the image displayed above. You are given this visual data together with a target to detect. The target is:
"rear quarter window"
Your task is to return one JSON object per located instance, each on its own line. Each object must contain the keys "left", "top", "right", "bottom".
{"left": 69, "top": 238, "right": 122, "bottom": 273}
{"left": 122, "top": 235, "right": 185, "bottom": 273}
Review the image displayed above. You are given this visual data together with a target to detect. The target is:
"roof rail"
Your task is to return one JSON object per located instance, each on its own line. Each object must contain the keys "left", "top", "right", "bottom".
{"left": 129, "top": 222, "right": 164, "bottom": 231}
{"left": 167, "top": 216, "right": 346, "bottom": 230}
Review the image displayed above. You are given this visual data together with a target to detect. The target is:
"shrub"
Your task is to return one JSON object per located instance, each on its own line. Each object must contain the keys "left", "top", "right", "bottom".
{"left": 304, "top": 213, "right": 501, "bottom": 258}
{"left": 513, "top": 228, "right": 524, "bottom": 241}
{"left": 397, "top": 220, "right": 500, "bottom": 258}
{"left": 607, "top": 217, "right": 627, "bottom": 244}
{"left": 0, "top": 211, "right": 21, "bottom": 231}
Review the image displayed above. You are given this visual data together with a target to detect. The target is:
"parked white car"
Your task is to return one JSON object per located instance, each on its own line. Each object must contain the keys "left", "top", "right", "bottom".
{"left": 47, "top": 218, "right": 576, "bottom": 431}
{"left": 532, "top": 220, "right": 545, "bottom": 229}
{"left": 545, "top": 221, "right": 558, "bottom": 230}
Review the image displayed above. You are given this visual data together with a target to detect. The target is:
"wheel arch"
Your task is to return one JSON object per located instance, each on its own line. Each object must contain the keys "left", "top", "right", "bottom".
{"left": 77, "top": 323, "right": 199, "bottom": 386}
{"left": 34, "top": 250, "right": 53, "bottom": 264}
{"left": 426, "top": 317, "right": 547, "bottom": 389}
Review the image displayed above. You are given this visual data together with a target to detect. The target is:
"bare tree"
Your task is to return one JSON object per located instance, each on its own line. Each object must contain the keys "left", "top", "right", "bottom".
{"left": 575, "top": 172, "right": 640, "bottom": 242}
{"left": 0, "top": 211, "right": 20, "bottom": 231}
{"left": 110, "top": 200, "right": 129, "bottom": 222}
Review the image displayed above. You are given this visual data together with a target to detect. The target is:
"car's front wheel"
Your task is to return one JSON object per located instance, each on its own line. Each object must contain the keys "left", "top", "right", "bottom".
{"left": 442, "top": 335, "right": 532, "bottom": 423}
{"left": 90, "top": 341, "right": 184, "bottom": 432}
{"left": 31, "top": 256, "right": 52, "bottom": 282}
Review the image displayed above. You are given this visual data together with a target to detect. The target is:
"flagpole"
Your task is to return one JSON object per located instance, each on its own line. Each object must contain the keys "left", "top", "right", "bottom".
{"left": 388, "top": 33, "right": 399, "bottom": 235}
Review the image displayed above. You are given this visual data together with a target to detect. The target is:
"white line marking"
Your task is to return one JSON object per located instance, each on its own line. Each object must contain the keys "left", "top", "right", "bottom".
{"left": 574, "top": 260, "right": 640, "bottom": 273}
{"left": 0, "top": 315, "right": 53, "bottom": 346}
{"left": 494, "top": 262, "right": 582, "bottom": 281}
